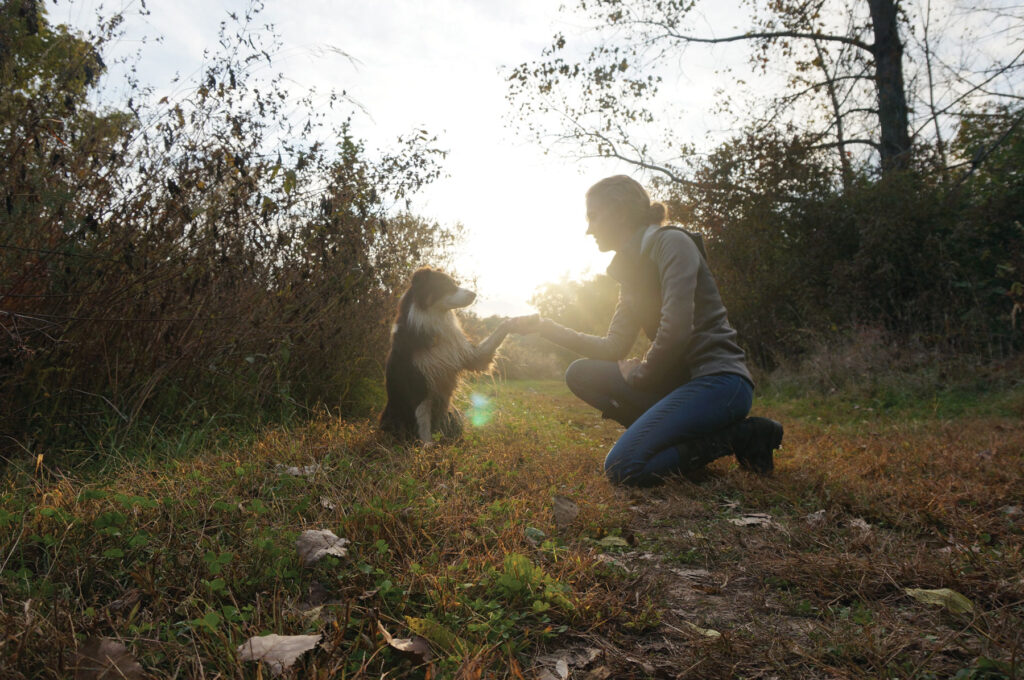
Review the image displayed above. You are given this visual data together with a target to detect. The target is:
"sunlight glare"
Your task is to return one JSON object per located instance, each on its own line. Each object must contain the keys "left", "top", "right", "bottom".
{"left": 466, "top": 392, "right": 494, "bottom": 428}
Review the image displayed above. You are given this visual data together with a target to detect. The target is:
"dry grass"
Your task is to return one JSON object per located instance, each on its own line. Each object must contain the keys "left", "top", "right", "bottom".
{"left": 1, "top": 379, "right": 1022, "bottom": 678}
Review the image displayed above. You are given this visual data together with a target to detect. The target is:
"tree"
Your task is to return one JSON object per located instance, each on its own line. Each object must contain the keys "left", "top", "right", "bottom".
{"left": 508, "top": 0, "right": 1022, "bottom": 183}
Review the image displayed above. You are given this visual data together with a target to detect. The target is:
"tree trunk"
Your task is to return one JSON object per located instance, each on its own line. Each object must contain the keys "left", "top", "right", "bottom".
{"left": 867, "top": 0, "right": 912, "bottom": 171}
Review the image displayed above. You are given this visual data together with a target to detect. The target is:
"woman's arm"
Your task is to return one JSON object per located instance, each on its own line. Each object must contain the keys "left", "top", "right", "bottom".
{"left": 528, "top": 296, "right": 640, "bottom": 361}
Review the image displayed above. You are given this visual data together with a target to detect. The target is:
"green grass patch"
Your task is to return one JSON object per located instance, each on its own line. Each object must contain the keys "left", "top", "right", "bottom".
{"left": 2, "top": 378, "right": 1022, "bottom": 678}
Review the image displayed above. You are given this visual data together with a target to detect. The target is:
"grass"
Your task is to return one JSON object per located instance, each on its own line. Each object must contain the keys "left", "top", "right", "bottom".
{"left": 1, "top": 377, "right": 1022, "bottom": 678}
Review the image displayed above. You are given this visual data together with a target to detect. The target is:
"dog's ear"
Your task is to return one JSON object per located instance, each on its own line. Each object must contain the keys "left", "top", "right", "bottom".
{"left": 410, "top": 267, "right": 438, "bottom": 308}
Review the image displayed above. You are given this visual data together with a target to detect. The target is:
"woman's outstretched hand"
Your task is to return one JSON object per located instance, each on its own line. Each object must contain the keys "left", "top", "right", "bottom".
{"left": 505, "top": 314, "right": 542, "bottom": 335}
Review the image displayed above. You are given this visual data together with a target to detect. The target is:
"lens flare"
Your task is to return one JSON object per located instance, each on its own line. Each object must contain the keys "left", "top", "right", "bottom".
{"left": 466, "top": 392, "right": 493, "bottom": 428}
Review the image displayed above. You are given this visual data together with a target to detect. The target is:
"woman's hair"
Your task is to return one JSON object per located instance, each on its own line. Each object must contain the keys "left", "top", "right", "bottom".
{"left": 586, "top": 175, "right": 668, "bottom": 228}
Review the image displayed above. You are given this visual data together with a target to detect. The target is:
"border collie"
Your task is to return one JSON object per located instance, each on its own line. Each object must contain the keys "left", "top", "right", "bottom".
{"left": 379, "top": 267, "right": 512, "bottom": 444}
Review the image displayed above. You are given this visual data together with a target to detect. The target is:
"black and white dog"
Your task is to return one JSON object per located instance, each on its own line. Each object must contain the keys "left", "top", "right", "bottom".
{"left": 379, "top": 267, "right": 513, "bottom": 444}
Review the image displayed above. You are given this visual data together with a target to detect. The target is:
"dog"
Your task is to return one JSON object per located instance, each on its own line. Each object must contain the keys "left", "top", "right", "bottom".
{"left": 379, "top": 267, "right": 514, "bottom": 444}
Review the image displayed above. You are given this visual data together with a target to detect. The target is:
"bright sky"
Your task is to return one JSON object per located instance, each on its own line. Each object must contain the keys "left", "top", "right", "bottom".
{"left": 57, "top": 1, "right": 1017, "bottom": 317}
{"left": 57, "top": 0, "right": 647, "bottom": 317}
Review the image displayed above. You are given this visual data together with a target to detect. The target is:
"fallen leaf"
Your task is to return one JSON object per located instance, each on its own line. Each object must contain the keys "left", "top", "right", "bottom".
{"left": 553, "top": 495, "right": 579, "bottom": 530}
{"left": 849, "top": 518, "right": 872, "bottom": 532}
{"left": 905, "top": 587, "right": 974, "bottom": 614}
{"left": 237, "top": 634, "right": 321, "bottom": 676}
{"left": 524, "top": 526, "right": 547, "bottom": 546}
{"left": 805, "top": 509, "right": 826, "bottom": 525}
{"left": 626, "top": 656, "right": 656, "bottom": 675}
{"left": 669, "top": 567, "right": 711, "bottom": 578}
{"left": 729, "top": 513, "right": 775, "bottom": 527}
{"left": 275, "top": 463, "right": 320, "bottom": 477}
{"left": 107, "top": 588, "right": 143, "bottom": 612}
{"left": 295, "top": 529, "right": 350, "bottom": 565}
{"left": 378, "top": 621, "right": 433, "bottom": 664}
{"left": 681, "top": 620, "right": 722, "bottom": 638}
{"left": 73, "top": 638, "right": 145, "bottom": 680}
{"left": 597, "top": 535, "right": 629, "bottom": 547}
{"left": 406, "top": 616, "right": 469, "bottom": 656}
{"left": 585, "top": 666, "right": 613, "bottom": 680}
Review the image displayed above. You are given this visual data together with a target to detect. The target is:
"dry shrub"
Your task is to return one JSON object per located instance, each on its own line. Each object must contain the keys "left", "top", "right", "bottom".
{"left": 0, "top": 3, "right": 455, "bottom": 454}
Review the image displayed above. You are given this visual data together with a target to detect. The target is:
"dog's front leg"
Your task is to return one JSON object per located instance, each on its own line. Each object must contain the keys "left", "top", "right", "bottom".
{"left": 465, "top": 320, "right": 512, "bottom": 371}
{"left": 414, "top": 400, "right": 433, "bottom": 444}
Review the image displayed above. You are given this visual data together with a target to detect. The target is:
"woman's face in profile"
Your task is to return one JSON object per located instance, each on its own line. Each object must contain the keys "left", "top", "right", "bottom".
{"left": 585, "top": 201, "right": 627, "bottom": 252}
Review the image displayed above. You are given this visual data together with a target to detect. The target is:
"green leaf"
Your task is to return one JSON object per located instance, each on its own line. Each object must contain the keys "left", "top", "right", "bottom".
{"left": 905, "top": 587, "right": 974, "bottom": 614}
{"left": 597, "top": 535, "right": 629, "bottom": 548}
{"left": 524, "top": 526, "right": 547, "bottom": 544}
{"left": 282, "top": 169, "right": 297, "bottom": 195}
{"left": 405, "top": 617, "right": 470, "bottom": 657}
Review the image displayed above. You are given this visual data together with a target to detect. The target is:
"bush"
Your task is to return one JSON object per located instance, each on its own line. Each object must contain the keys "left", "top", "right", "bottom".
{"left": 0, "top": 3, "right": 454, "bottom": 455}
{"left": 656, "top": 121, "right": 1023, "bottom": 367}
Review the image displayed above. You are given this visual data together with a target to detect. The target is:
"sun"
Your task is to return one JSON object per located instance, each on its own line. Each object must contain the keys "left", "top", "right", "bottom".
{"left": 428, "top": 158, "right": 619, "bottom": 318}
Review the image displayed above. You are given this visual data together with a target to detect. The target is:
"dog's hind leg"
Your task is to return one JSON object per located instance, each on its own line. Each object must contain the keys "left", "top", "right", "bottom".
{"left": 415, "top": 400, "right": 433, "bottom": 444}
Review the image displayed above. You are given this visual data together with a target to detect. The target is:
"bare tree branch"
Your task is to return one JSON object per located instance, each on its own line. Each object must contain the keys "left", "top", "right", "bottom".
{"left": 638, "top": 20, "right": 875, "bottom": 53}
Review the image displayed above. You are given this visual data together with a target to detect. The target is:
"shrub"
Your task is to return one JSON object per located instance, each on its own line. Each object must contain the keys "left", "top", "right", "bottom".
{"left": 0, "top": 3, "right": 455, "bottom": 455}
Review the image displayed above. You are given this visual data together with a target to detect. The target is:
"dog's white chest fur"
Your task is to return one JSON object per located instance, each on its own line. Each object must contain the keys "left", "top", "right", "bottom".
{"left": 406, "top": 307, "right": 472, "bottom": 388}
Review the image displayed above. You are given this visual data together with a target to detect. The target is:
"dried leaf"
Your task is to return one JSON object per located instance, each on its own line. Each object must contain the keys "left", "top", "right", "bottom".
{"left": 669, "top": 567, "right": 711, "bottom": 578}
{"left": 805, "top": 509, "right": 826, "bottom": 525}
{"left": 905, "top": 587, "right": 974, "bottom": 614}
{"left": 378, "top": 621, "right": 433, "bottom": 663}
{"left": 276, "top": 463, "right": 320, "bottom": 477}
{"left": 553, "top": 495, "right": 579, "bottom": 530}
{"left": 626, "top": 656, "right": 656, "bottom": 675}
{"left": 681, "top": 620, "right": 722, "bottom": 637}
{"left": 295, "top": 529, "right": 350, "bottom": 565}
{"left": 237, "top": 633, "right": 321, "bottom": 676}
{"left": 729, "top": 513, "right": 775, "bottom": 527}
{"left": 73, "top": 638, "right": 145, "bottom": 680}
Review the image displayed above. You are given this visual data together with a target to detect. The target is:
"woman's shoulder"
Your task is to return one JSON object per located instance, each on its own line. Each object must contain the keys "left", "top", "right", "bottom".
{"left": 643, "top": 225, "right": 703, "bottom": 261}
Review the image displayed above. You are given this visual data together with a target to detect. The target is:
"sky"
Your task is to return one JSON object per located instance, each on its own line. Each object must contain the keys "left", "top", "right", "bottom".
{"left": 54, "top": 0, "right": 1020, "bottom": 317}
{"left": 56, "top": 0, "right": 651, "bottom": 316}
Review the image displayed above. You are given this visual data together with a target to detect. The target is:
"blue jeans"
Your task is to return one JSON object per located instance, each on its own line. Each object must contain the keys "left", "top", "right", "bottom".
{"left": 565, "top": 359, "right": 753, "bottom": 486}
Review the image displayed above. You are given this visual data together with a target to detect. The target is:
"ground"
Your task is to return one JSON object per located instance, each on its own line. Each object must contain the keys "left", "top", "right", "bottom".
{"left": 1, "top": 379, "right": 1022, "bottom": 678}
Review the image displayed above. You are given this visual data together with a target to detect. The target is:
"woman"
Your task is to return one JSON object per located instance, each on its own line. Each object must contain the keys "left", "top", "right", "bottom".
{"left": 515, "top": 175, "right": 783, "bottom": 487}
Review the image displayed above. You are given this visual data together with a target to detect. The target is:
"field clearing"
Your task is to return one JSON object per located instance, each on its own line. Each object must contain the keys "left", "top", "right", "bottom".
{"left": 2, "top": 379, "right": 1023, "bottom": 678}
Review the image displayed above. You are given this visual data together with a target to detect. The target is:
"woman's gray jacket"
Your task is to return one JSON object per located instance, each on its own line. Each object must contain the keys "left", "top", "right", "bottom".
{"left": 538, "top": 224, "right": 753, "bottom": 394}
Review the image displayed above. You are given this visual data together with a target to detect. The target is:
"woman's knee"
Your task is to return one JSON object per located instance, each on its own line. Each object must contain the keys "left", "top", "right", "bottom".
{"left": 604, "top": 446, "right": 644, "bottom": 486}
{"left": 564, "top": 358, "right": 592, "bottom": 397}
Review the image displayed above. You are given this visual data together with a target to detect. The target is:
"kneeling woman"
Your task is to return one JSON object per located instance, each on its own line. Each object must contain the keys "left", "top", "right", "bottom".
{"left": 519, "top": 175, "right": 783, "bottom": 487}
